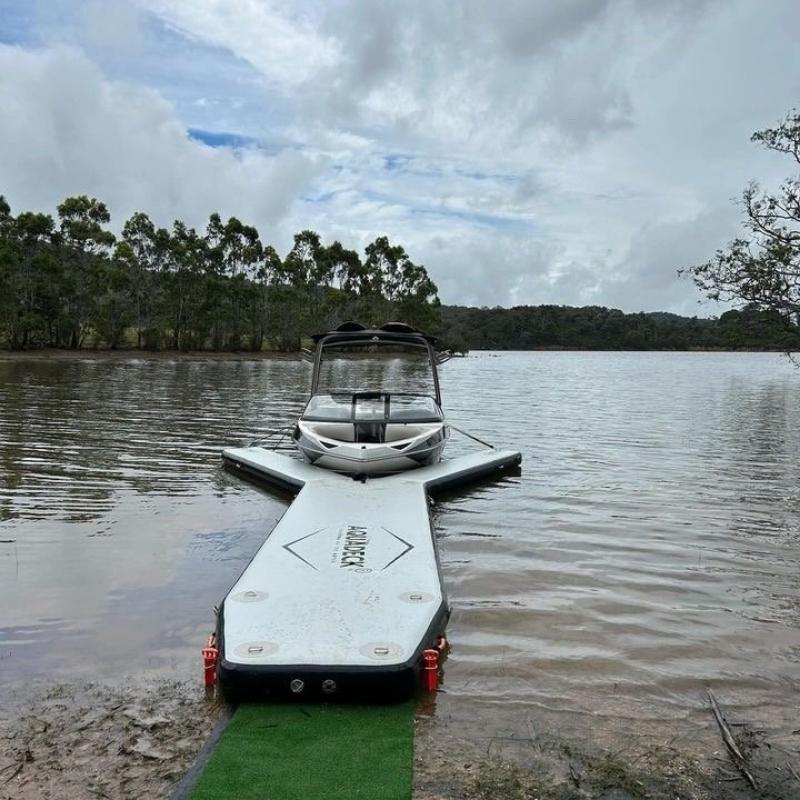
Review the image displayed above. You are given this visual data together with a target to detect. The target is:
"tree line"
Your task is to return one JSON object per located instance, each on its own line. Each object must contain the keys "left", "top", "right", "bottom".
{"left": 0, "top": 194, "right": 440, "bottom": 351}
{"left": 438, "top": 304, "right": 800, "bottom": 352}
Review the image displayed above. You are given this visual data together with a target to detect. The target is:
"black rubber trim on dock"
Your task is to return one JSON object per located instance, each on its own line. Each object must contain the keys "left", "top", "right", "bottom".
{"left": 424, "top": 452, "right": 522, "bottom": 497}
{"left": 222, "top": 449, "right": 522, "bottom": 499}
{"left": 221, "top": 453, "right": 305, "bottom": 495}
{"left": 215, "top": 599, "right": 450, "bottom": 703}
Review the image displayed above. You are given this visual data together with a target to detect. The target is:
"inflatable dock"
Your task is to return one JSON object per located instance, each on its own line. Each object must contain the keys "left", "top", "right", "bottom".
{"left": 215, "top": 446, "right": 521, "bottom": 699}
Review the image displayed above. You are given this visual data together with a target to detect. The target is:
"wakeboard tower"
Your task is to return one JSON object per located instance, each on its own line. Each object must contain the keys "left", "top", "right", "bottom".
{"left": 293, "top": 322, "right": 451, "bottom": 475}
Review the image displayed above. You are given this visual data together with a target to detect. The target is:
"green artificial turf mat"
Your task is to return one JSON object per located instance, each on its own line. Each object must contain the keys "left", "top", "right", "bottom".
{"left": 189, "top": 703, "right": 414, "bottom": 800}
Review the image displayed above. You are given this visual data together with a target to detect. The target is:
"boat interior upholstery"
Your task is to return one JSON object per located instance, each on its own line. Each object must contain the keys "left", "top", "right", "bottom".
{"left": 303, "top": 420, "right": 441, "bottom": 445}
{"left": 302, "top": 392, "right": 443, "bottom": 446}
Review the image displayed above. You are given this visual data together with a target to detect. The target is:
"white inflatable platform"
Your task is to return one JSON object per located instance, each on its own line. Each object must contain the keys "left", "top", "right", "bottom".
{"left": 218, "top": 446, "right": 521, "bottom": 699}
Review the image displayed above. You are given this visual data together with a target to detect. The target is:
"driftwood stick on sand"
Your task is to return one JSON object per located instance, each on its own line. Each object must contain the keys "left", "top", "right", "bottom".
{"left": 1, "top": 761, "right": 23, "bottom": 785}
{"left": 707, "top": 689, "right": 757, "bottom": 791}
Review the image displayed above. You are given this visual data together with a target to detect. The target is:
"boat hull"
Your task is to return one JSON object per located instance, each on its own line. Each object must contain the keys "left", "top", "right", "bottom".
{"left": 294, "top": 420, "right": 448, "bottom": 475}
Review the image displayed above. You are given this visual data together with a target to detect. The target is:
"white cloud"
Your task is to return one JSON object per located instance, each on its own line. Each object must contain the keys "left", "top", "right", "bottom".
{"left": 135, "top": 0, "right": 340, "bottom": 89}
{"left": 600, "top": 205, "right": 743, "bottom": 316}
{"left": 2, "top": 0, "right": 800, "bottom": 313}
{"left": 0, "top": 44, "right": 321, "bottom": 237}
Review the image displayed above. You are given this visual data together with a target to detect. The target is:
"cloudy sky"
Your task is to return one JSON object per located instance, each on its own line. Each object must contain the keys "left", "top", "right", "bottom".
{"left": 1, "top": 0, "right": 798, "bottom": 313}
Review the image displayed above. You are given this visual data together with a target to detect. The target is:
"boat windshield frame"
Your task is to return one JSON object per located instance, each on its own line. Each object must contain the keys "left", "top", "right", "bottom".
{"left": 302, "top": 392, "right": 444, "bottom": 423}
{"left": 310, "top": 332, "right": 443, "bottom": 407}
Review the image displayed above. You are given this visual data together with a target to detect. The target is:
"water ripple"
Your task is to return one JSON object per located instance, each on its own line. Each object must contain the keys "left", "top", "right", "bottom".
{"left": 1, "top": 351, "right": 799, "bottom": 742}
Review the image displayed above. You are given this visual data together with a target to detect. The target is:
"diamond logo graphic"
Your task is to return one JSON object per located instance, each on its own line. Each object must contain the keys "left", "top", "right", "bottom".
{"left": 283, "top": 525, "right": 413, "bottom": 572}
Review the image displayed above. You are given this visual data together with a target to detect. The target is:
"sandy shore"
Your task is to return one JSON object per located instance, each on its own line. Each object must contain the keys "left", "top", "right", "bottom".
{"left": 0, "top": 680, "right": 223, "bottom": 800}
{"left": 3, "top": 678, "right": 796, "bottom": 800}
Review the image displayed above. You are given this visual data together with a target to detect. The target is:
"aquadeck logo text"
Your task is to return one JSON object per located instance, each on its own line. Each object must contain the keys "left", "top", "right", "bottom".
{"left": 339, "top": 525, "right": 369, "bottom": 569}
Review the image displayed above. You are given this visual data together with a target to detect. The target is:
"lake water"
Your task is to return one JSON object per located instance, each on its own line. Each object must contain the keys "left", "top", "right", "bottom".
{"left": 1, "top": 352, "right": 799, "bottom": 755}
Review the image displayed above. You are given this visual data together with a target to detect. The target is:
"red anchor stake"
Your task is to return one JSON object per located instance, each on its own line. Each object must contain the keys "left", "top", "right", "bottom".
{"left": 422, "top": 648, "right": 440, "bottom": 691}
{"left": 202, "top": 633, "right": 219, "bottom": 688}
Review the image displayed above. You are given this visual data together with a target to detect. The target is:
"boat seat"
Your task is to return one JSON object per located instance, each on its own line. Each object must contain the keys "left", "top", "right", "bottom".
{"left": 307, "top": 422, "right": 356, "bottom": 442}
{"left": 384, "top": 424, "right": 433, "bottom": 443}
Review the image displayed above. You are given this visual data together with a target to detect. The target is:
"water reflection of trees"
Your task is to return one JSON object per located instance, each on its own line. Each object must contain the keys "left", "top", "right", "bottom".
{"left": 719, "top": 381, "right": 800, "bottom": 534}
{"left": 713, "top": 380, "right": 800, "bottom": 624}
{"left": 0, "top": 360, "right": 309, "bottom": 522}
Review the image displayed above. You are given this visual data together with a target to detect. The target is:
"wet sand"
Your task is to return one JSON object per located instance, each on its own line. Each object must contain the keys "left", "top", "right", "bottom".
{"left": 2, "top": 678, "right": 796, "bottom": 799}
{"left": 0, "top": 680, "right": 223, "bottom": 800}
{"left": 412, "top": 692, "right": 800, "bottom": 799}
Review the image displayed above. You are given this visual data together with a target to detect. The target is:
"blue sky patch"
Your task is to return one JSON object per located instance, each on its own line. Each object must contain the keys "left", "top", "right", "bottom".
{"left": 188, "top": 128, "right": 258, "bottom": 149}
{"left": 383, "top": 153, "right": 413, "bottom": 172}
{"left": 411, "top": 205, "right": 529, "bottom": 231}
{"left": 0, "top": 1, "right": 39, "bottom": 46}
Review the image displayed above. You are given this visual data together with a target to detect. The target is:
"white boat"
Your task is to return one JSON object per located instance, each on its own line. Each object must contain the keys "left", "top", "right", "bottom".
{"left": 293, "top": 322, "right": 450, "bottom": 475}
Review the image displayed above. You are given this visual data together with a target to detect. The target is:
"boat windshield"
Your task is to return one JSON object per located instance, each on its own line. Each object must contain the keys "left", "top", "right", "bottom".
{"left": 314, "top": 341, "right": 437, "bottom": 398}
{"left": 304, "top": 393, "right": 442, "bottom": 423}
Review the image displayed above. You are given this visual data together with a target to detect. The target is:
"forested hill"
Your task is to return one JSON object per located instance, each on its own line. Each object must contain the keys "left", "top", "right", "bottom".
{"left": 439, "top": 305, "right": 800, "bottom": 352}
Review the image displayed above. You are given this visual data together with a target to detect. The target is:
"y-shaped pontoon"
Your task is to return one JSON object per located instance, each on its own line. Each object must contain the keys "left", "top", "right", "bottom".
{"left": 216, "top": 445, "right": 521, "bottom": 699}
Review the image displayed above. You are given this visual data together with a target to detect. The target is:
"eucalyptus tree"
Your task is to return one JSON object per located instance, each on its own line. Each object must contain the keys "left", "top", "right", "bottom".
{"left": 684, "top": 110, "right": 800, "bottom": 333}
{"left": 0, "top": 206, "right": 57, "bottom": 347}
{"left": 57, "top": 196, "right": 116, "bottom": 348}
{"left": 205, "top": 213, "right": 231, "bottom": 349}
{"left": 165, "top": 221, "right": 210, "bottom": 349}
{"left": 225, "top": 217, "right": 263, "bottom": 348}
{"left": 283, "top": 229, "right": 324, "bottom": 287}
{"left": 95, "top": 241, "right": 134, "bottom": 349}
{"left": 0, "top": 197, "right": 25, "bottom": 346}
{"left": 0, "top": 195, "right": 10, "bottom": 230}
{"left": 363, "top": 236, "right": 403, "bottom": 299}
{"left": 395, "top": 263, "right": 440, "bottom": 332}
{"left": 0, "top": 196, "right": 12, "bottom": 345}
{"left": 1, "top": 198, "right": 64, "bottom": 348}
{"left": 319, "top": 240, "right": 364, "bottom": 329}
{"left": 252, "top": 244, "right": 282, "bottom": 351}
{"left": 323, "top": 240, "right": 362, "bottom": 292}
{"left": 121, "top": 212, "right": 162, "bottom": 348}
{"left": 276, "top": 230, "right": 326, "bottom": 347}
{"left": 362, "top": 235, "right": 440, "bottom": 328}
{"left": 205, "top": 214, "right": 265, "bottom": 348}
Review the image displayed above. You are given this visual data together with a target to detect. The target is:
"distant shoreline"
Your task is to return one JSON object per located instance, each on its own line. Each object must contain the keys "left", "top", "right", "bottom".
{"left": 0, "top": 348, "right": 299, "bottom": 361}
{"left": 0, "top": 346, "right": 792, "bottom": 361}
